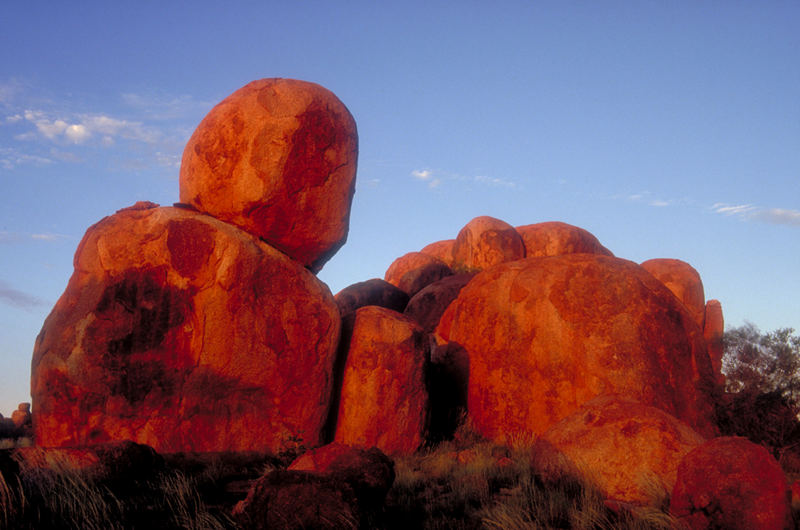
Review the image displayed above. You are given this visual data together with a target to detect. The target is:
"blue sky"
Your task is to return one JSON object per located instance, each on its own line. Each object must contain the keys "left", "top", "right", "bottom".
{"left": 1, "top": 2, "right": 798, "bottom": 415}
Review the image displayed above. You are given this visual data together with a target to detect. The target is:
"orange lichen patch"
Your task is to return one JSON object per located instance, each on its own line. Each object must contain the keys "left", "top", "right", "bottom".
{"left": 452, "top": 216, "right": 525, "bottom": 271}
{"left": 31, "top": 205, "right": 340, "bottom": 453}
{"left": 515, "top": 221, "right": 613, "bottom": 258}
{"left": 670, "top": 437, "right": 790, "bottom": 530}
{"left": 543, "top": 395, "right": 706, "bottom": 504}
{"left": 437, "top": 254, "right": 717, "bottom": 442}
{"left": 384, "top": 251, "right": 453, "bottom": 297}
{"left": 179, "top": 78, "right": 358, "bottom": 272}
{"left": 334, "top": 307, "right": 429, "bottom": 455}
{"left": 419, "top": 239, "right": 456, "bottom": 268}
{"left": 640, "top": 258, "right": 706, "bottom": 328}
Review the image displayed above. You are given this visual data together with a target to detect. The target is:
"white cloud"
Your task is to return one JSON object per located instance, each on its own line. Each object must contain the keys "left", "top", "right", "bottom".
{"left": 650, "top": 200, "right": 670, "bottom": 207}
{"left": 31, "top": 233, "right": 69, "bottom": 241}
{"left": 412, "top": 169, "right": 432, "bottom": 180}
{"left": 412, "top": 168, "right": 517, "bottom": 190}
{"left": 0, "top": 147, "right": 53, "bottom": 169}
{"left": 712, "top": 203, "right": 757, "bottom": 216}
{"left": 20, "top": 109, "right": 160, "bottom": 145}
{"left": 64, "top": 123, "right": 90, "bottom": 143}
{"left": 712, "top": 203, "right": 800, "bottom": 227}
{"left": 5, "top": 114, "right": 22, "bottom": 123}
{"left": 473, "top": 174, "right": 516, "bottom": 188}
{"left": 0, "top": 280, "right": 46, "bottom": 310}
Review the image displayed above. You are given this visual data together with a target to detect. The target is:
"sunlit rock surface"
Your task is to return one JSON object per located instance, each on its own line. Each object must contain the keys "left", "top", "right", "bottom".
{"left": 179, "top": 78, "right": 358, "bottom": 272}
{"left": 641, "top": 258, "right": 706, "bottom": 328}
{"left": 543, "top": 395, "right": 706, "bottom": 505}
{"left": 419, "top": 239, "right": 456, "bottom": 268}
{"left": 515, "top": 221, "right": 613, "bottom": 258}
{"left": 452, "top": 216, "right": 525, "bottom": 272}
{"left": 437, "top": 254, "right": 717, "bottom": 441}
{"left": 384, "top": 251, "right": 453, "bottom": 297}
{"left": 31, "top": 204, "right": 340, "bottom": 453}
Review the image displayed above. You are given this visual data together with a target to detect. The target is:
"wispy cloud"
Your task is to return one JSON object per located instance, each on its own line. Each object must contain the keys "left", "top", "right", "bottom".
{"left": 0, "top": 147, "right": 53, "bottom": 170}
{"left": 713, "top": 203, "right": 800, "bottom": 227}
{"left": 411, "top": 168, "right": 517, "bottom": 190}
{"left": 0, "top": 230, "right": 70, "bottom": 243}
{"left": 18, "top": 109, "right": 160, "bottom": 145}
{"left": 411, "top": 168, "right": 441, "bottom": 188}
{"left": 0, "top": 280, "right": 46, "bottom": 310}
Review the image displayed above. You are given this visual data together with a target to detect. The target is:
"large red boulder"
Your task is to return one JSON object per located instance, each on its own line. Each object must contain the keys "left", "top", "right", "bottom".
{"left": 703, "top": 299, "right": 725, "bottom": 385}
{"left": 670, "top": 437, "right": 790, "bottom": 530}
{"left": 31, "top": 204, "right": 340, "bottom": 453}
{"left": 179, "top": 78, "right": 358, "bottom": 272}
{"left": 334, "top": 278, "right": 409, "bottom": 317}
{"left": 420, "top": 239, "right": 456, "bottom": 268}
{"left": 641, "top": 258, "right": 706, "bottom": 328}
{"left": 542, "top": 395, "right": 706, "bottom": 504}
{"left": 403, "top": 273, "right": 476, "bottom": 335}
{"left": 452, "top": 216, "right": 525, "bottom": 272}
{"left": 384, "top": 252, "right": 453, "bottom": 297}
{"left": 515, "top": 221, "right": 612, "bottom": 257}
{"left": 334, "top": 307, "right": 429, "bottom": 454}
{"left": 437, "top": 254, "right": 717, "bottom": 441}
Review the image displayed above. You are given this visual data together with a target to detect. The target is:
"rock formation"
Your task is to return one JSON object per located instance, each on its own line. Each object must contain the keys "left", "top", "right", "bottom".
{"left": 384, "top": 252, "right": 453, "bottom": 297}
{"left": 451, "top": 216, "right": 525, "bottom": 271}
{"left": 542, "top": 395, "right": 706, "bottom": 504}
{"left": 670, "top": 436, "right": 790, "bottom": 530}
{"left": 515, "top": 221, "right": 613, "bottom": 257}
{"left": 703, "top": 299, "right": 725, "bottom": 385}
{"left": 333, "top": 306, "right": 429, "bottom": 454}
{"left": 437, "top": 254, "right": 717, "bottom": 440}
{"left": 403, "top": 273, "right": 476, "bottom": 335}
{"left": 641, "top": 258, "right": 706, "bottom": 328}
{"left": 334, "top": 278, "right": 409, "bottom": 317}
{"left": 31, "top": 204, "right": 340, "bottom": 453}
{"left": 419, "top": 239, "right": 456, "bottom": 267}
{"left": 179, "top": 78, "right": 358, "bottom": 272}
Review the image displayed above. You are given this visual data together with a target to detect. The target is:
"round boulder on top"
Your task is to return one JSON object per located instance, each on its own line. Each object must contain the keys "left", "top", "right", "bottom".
{"left": 515, "top": 221, "right": 613, "bottom": 258}
{"left": 641, "top": 258, "right": 706, "bottom": 328}
{"left": 31, "top": 204, "right": 341, "bottom": 453}
{"left": 437, "top": 254, "right": 717, "bottom": 441}
{"left": 384, "top": 252, "right": 453, "bottom": 297}
{"left": 452, "top": 216, "right": 525, "bottom": 272}
{"left": 419, "top": 239, "right": 456, "bottom": 268}
{"left": 180, "top": 78, "right": 358, "bottom": 272}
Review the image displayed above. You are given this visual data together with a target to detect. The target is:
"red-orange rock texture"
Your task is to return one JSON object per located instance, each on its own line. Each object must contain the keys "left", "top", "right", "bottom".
{"left": 641, "top": 258, "right": 706, "bottom": 328}
{"left": 542, "top": 395, "right": 706, "bottom": 504}
{"left": 384, "top": 251, "right": 453, "bottom": 297}
{"left": 419, "top": 239, "right": 456, "bottom": 268}
{"left": 452, "top": 216, "right": 525, "bottom": 271}
{"left": 334, "top": 306, "right": 429, "bottom": 455}
{"left": 703, "top": 299, "right": 725, "bottom": 385}
{"left": 31, "top": 205, "right": 340, "bottom": 453}
{"left": 437, "top": 254, "right": 717, "bottom": 441}
{"left": 670, "top": 436, "right": 790, "bottom": 530}
{"left": 515, "top": 221, "right": 613, "bottom": 258}
{"left": 334, "top": 278, "right": 409, "bottom": 317}
{"left": 179, "top": 78, "right": 358, "bottom": 272}
{"left": 403, "top": 273, "right": 476, "bottom": 334}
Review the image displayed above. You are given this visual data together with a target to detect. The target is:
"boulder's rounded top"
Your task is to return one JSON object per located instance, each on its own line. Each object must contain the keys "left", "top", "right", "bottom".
{"left": 452, "top": 216, "right": 525, "bottom": 272}
{"left": 515, "top": 221, "right": 612, "bottom": 258}
{"left": 179, "top": 78, "right": 358, "bottom": 272}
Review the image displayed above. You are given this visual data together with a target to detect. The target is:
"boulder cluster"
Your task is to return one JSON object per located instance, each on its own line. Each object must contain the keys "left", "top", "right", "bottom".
{"left": 26, "top": 79, "right": 791, "bottom": 527}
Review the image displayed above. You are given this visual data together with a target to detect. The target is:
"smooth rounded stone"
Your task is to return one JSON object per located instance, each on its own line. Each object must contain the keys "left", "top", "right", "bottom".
{"left": 452, "top": 216, "right": 525, "bottom": 272}
{"left": 384, "top": 252, "right": 453, "bottom": 297}
{"left": 515, "top": 221, "right": 613, "bottom": 258}
{"left": 31, "top": 204, "right": 340, "bottom": 453}
{"left": 641, "top": 258, "right": 706, "bottom": 328}
{"left": 437, "top": 254, "right": 718, "bottom": 441}
{"left": 334, "top": 278, "right": 409, "bottom": 317}
{"left": 404, "top": 273, "right": 476, "bottom": 335}
{"left": 419, "top": 239, "right": 456, "bottom": 268}
{"left": 180, "top": 78, "right": 358, "bottom": 272}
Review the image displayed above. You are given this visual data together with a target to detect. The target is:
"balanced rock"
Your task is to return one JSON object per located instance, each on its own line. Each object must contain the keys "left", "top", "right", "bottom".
{"left": 670, "top": 436, "right": 790, "bottom": 530}
{"left": 404, "top": 273, "right": 476, "bottom": 335}
{"left": 384, "top": 252, "right": 453, "bottom": 297}
{"left": 437, "top": 254, "right": 717, "bottom": 441}
{"left": 542, "top": 395, "right": 706, "bottom": 504}
{"left": 452, "top": 216, "right": 525, "bottom": 272}
{"left": 334, "top": 278, "right": 409, "bottom": 317}
{"left": 31, "top": 204, "right": 340, "bottom": 453}
{"left": 334, "top": 306, "right": 429, "bottom": 454}
{"left": 11, "top": 402, "right": 31, "bottom": 428}
{"left": 180, "top": 78, "right": 358, "bottom": 272}
{"left": 419, "top": 239, "right": 456, "bottom": 268}
{"left": 703, "top": 299, "right": 725, "bottom": 384}
{"left": 515, "top": 221, "right": 612, "bottom": 257}
{"left": 641, "top": 258, "right": 706, "bottom": 328}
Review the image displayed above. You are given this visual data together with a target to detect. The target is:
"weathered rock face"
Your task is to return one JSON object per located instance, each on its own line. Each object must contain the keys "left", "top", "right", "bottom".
{"left": 515, "top": 221, "right": 613, "bottom": 258}
{"left": 437, "top": 254, "right": 717, "bottom": 441}
{"left": 641, "top": 258, "right": 706, "bottom": 328}
{"left": 334, "top": 306, "right": 429, "bottom": 454}
{"left": 452, "top": 216, "right": 525, "bottom": 272}
{"left": 384, "top": 252, "right": 453, "bottom": 297}
{"left": 542, "top": 395, "right": 706, "bottom": 504}
{"left": 404, "top": 273, "right": 476, "bottom": 335}
{"left": 334, "top": 278, "right": 409, "bottom": 317}
{"left": 179, "top": 78, "right": 358, "bottom": 272}
{"left": 233, "top": 470, "right": 360, "bottom": 530}
{"left": 703, "top": 299, "right": 725, "bottom": 384}
{"left": 31, "top": 204, "right": 340, "bottom": 453}
{"left": 420, "top": 239, "right": 456, "bottom": 268}
{"left": 670, "top": 436, "right": 790, "bottom": 530}
{"left": 11, "top": 403, "right": 31, "bottom": 428}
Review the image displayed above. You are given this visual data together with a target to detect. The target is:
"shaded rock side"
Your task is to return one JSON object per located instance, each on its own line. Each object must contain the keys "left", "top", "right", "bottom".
{"left": 641, "top": 258, "right": 706, "bottom": 328}
{"left": 179, "top": 78, "right": 358, "bottom": 272}
{"left": 31, "top": 205, "right": 340, "bottom": 453}
{"left": 437, "top": 254, "right": 717, "bottom": 441}
{"left": 452, "top": 216, "right": 525, "bottom": 272}
{"left": 515, "top": 221, "right": 613, "bottom": 258}
{"left": 703, "top": 299, "right": 725, "bottom": 385}
{"left": 670, "top": 436, "right": 790, "bottom": 530}
{"left": 334, "top": 306, "right": 429, "bottom": 454}
{"left": 542, "top": 395, "right": 706, "bottom": 504}
{"left": 334, "top": 278, "right": 409, "bottom": 317}
{"left": 404, "top": 273, "right": 476, "bottom": 335}
{"left": 384, "top": 252, "right": 453, "bottom": 297}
